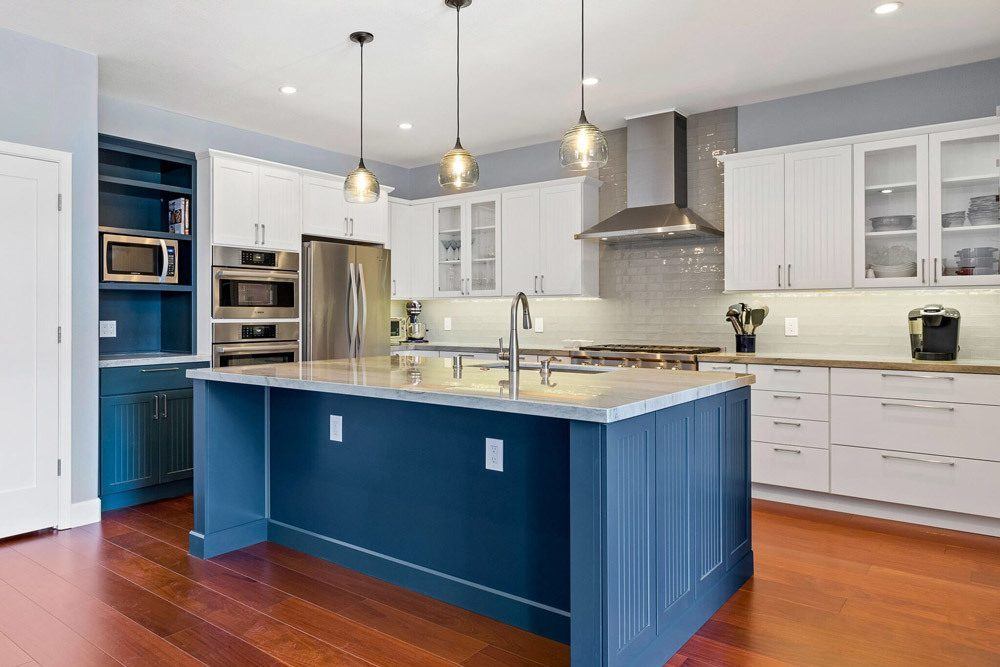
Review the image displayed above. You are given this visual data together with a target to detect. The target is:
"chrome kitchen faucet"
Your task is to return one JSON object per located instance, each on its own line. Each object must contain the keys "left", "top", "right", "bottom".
{"left": 498, "top": 292, "right": 532, "bottom": 379}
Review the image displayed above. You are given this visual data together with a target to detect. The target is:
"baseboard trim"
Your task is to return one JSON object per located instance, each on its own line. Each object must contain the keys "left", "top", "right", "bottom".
{"left": 268, "top": 519, "right": 570, "bottom": 642}
{"left": 753, "top": 484, "right": 1000, "bottom": 537}
{"left": 189, "top": 519, "right": 268, "bottom": 559}
{"left": 63, "top": 498, "right": 102, "bottom": 529}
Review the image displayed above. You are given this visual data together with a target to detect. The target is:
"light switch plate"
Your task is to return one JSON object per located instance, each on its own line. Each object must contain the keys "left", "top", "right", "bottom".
{"left": 443, "top": 317, "right": 453, "bottom": 331}
{"left": 485, "top": 438, "right": 503, "bottom": 472}
{"left": 784, "top": 317, "right": 799, "bottom": 337}
{"left": 99, "top": 320, "right": 117, "bottom": 338}
{"left": 533, "top": 317, "right": 544, "bottom": 333}
{"left": 329, "top": 415, "right": 343, "bottom": 442}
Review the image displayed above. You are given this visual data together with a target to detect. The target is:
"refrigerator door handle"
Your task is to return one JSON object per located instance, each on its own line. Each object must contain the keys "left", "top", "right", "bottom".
{"left": 302, "top": 245, "right": 312, "bottom": 359}
{"left": 348, "top": 262, "right": 359, "bottom": 358}
{"left": 357, "top": 262, "right": 368, "bottom": 358}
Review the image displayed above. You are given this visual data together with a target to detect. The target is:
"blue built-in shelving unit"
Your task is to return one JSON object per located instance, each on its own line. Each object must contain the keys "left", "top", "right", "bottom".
{"left": 98, "top": 135, "right": 198, "bottom": 356}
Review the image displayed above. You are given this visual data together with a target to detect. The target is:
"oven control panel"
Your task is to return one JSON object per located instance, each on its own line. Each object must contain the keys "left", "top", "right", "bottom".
{"left": 241, "top": 324, "right": 277, "bottom": 340}
{"left": 240, "top": 250, "right": 276, "bottom": 267}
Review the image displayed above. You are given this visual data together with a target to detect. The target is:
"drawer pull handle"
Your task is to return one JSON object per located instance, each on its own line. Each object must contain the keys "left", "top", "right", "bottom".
{"left": 773, "top": 447, "right": 802, "bottom": 455}
{"left": 712, "top": 365, "right": 732, "bottom": 370}
{"left": 772, "top": 394, "right": 801, "bottom": 400}
{"left": 881, "top": 454, "right": 955, "bottom": 467}
{"left": 880, "top": 401, "right": 955, "bottom": 412}
{"left": 881, "top": 372, "right": 955, "bottom": 381}
{"left": 773, "top": 420, "right": 802, "bottom": 427}
{"left": 140, "top": 367, "right": 181, "bottom": 373}
{"left": 772, "top": 368, "right": 802, "bottom": 373}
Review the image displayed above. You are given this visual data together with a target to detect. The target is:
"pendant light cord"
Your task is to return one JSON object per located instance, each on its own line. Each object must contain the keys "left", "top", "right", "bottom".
{"left": 359, "top": 39, "right": 364, "bottom": 162}
{"left": 456, "top": 4, "right": 461, "bottom": 142}
{"left": 580, "top": 0, "right": 585, "bottom": 114}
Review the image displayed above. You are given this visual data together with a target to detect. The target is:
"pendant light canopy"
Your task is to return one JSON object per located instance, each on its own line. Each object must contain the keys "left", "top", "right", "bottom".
{"left": 439, "top": 0, "right": 479, "bottom": 190}
{"left": 559, "top": 0, "right": 608, "bottom": 171}
{"left": 344, "top": 31, "right": 380, "bottom": 204}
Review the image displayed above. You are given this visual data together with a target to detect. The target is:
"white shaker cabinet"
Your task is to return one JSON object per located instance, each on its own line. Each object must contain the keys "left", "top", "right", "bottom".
{"left": 389, "top": 201, "right": 433, "bottom": 299}
{"left": 302, "top": 173, "right": 348, "bottom": 239}
{"left": 348, "top": 196, "right": 389, "bottom": 245}
{"left": 211, "top": 156, "right": 260, "bottom": 248}
{"left": 258, "top": 165, "right": 302, "bottom": 251}
{"left": 500, "top": 188, "right": 540, "bottom": 295}
{"left": 724, "top": 155, "right": 785, "bottom": 290}
{"left": 784, "top": 146, "right": 852, "bottom": 289}
{"left": 433, "top": 195, "right": 501, "bottom": 297}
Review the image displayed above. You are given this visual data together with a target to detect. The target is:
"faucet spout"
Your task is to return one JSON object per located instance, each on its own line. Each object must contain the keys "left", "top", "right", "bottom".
{"left": 507, "top": 292, "right": 532, "bottom": 377}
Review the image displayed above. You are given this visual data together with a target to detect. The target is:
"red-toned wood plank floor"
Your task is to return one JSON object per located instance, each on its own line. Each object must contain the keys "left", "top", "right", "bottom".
{"left": 0, "top": 496, "right": 998, "bottom": 666}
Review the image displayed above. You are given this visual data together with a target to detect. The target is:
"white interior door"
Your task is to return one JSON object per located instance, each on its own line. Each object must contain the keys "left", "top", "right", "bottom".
{"left": 0, "top": 153, "right": 60, "bottom": 539}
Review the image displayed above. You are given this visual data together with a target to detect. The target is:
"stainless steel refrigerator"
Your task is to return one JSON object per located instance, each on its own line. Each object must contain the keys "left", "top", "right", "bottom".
{"left": 302, "top": 240, "right": 390, "bottom": 360}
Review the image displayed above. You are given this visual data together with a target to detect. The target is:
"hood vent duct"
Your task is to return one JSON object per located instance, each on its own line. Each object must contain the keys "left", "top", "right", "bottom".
{"left": 576, "top": 111, "right": 723, "bottom": 242}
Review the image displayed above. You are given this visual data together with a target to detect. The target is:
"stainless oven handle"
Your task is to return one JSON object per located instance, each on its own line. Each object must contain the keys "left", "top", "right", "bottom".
{"left": 159, "top": 239, "right": 169, "bottom": 283}
{"left": 214, "top": 343, "right": 301, "bottom": 354}
{"left": 213, "top": 268, "right": 297, "bottom": 282}
{"left": 349, "top": 263, "right": 359, "bottom": 358}
{"left": 357, "top": 262, "right": 368, "bottom": 358}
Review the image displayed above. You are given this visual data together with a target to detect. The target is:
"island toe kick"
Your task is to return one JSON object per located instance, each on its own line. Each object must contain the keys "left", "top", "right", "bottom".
{"left": 189, "top": 379, "right": 753, "bottom": 666}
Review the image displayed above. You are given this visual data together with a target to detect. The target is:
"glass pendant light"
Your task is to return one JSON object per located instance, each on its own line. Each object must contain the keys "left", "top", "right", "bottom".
{"left": 344, "top": 31, "right": 380, "bottom": 204}
{"left": 439, "top": 0, "right": 479, "bottom": 189}
{"left": 559, "top": 0, "right": 608, "bottom": 171}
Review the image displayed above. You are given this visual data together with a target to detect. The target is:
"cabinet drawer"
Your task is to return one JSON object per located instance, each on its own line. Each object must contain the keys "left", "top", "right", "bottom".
{"left": 830, "top": 445, "right": 1000, "bottom": 519}
{"left": 752, "top": 390, "right": 829, "bottom": 421}
{"left": 831, "top": 368, "right": 1000, "bottom": 406}
{"left": 100, "top": 362, "right": 209, "bottom": 397}
{"left": 752, "top": 416, "right": 829, "bottom": 449}
{"left": 699, "top": 362, "right": 749, "bottom": 373}
{"left": 831, "top": 395, "right": 1000, "bottom": 462}
{"left": 749, "top": 365, "right": 829, "bottom": 393}
{"left": 752, "top": 442, "right": 829, "bottom": 492}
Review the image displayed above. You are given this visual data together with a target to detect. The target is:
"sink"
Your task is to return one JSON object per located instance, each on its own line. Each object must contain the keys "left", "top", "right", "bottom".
{"left": 473, "top": 362, "right": 615, "bottom": 374}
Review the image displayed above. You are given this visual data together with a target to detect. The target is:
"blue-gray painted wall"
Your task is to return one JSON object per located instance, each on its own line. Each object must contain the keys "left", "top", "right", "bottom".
{"left": 738, "top": 58, "right": 1000, "bottom": 152}
{"left": 99, "top": 96, "right": 414, "bottom": 198}
{"left": 0, "top": 27, "right": 99, "bottom": 504}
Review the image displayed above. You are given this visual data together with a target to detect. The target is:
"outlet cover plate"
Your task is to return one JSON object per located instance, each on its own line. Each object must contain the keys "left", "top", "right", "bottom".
{"left": 99, "top": 320, "right": 117, "bottom": 338}
{"left": 329, "top": 415, "right": 343, "bottom": 442}
{"left": 443, "top": 317, "right": 452, "bottom": 331}
{"left": 784, "top": 317, "right": 799, "bottom": 337}
{"left": 533, "top": 317, "right": 544, "bottom": 333}
{"left": 485, "top": 438, "right": 503, "bottom": 472}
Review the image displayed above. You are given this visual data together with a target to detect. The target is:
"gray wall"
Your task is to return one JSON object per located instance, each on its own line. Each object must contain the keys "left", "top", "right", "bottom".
{"left": 739, "top": 58, "right": 1000, "bottom": 151}
{"left": 0, "top": 28, "right": 99, "bottom": 503}
{"left": 99, "top": 97, "right": 414, "bottom": 198}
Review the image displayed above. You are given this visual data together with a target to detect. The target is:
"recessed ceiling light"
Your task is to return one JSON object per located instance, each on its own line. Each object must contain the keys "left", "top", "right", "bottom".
{"left": 278, "top": 85, "right": 298, "bottom": 95}
{"left": 582, "top": 77, "right": 600, "bottom": 86}
{"left": 881, "top": 188, "right": 894, "bottom": 194}
{"left": 873, "top": 2, "right": 902, "bottom": 15}
{"left": 398, "top": 122, "right": 413, "bottom": 130}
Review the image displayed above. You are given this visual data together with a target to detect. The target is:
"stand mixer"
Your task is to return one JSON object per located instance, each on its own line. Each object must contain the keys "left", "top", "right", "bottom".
{"left": 405, "top": 300, "right": 427, "bottom": 342}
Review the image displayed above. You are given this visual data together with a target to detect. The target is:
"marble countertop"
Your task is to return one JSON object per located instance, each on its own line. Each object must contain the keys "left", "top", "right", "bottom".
{"left": 99, "top": 353, "right": 211, "bottom": 369}
{"left": 391, "top": 342, "right": 577, "bottom": 356}
{"left": 700, "top": 351, "right": 1000, "bottom": 375}
{"left": 187, "top": 355, "right": 753, "bottom": 423}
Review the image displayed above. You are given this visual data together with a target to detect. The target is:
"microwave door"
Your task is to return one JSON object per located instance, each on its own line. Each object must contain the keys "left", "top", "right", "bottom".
{"left": 302, "top": 240, "right": 353, "bottom": 361}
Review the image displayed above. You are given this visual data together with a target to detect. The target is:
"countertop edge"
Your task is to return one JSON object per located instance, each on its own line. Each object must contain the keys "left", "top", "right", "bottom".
{"left": 186, "top": 368, "right": 754, "bottom": 423}
{"left": 99, "top": 354, "right": 211, "bottom": 369}
{"left": 699, "top": 352, "right": 1000, "bottom": 375}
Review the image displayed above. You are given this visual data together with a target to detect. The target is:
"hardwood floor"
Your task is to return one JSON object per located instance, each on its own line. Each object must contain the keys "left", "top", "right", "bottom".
{"left": 0, "top": 497, "right": 997, "bottom": 666}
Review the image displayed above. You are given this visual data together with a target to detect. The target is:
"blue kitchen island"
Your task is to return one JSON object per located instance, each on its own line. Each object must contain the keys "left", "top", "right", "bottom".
{"left": 187, "top": 356, "right": 754, "bottom": 666}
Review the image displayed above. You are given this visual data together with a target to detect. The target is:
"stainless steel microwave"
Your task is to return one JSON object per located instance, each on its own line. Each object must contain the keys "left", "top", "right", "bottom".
{"left": 101, "top": 233, "right": 179, "bottom": 284}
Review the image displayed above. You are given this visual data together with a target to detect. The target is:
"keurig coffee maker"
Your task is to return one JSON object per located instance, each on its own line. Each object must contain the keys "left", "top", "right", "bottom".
{"left": 908, "top": 305, "right": 960, "bottom": 360}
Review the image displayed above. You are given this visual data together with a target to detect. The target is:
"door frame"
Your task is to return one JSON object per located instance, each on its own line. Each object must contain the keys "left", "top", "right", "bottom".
{"left": 0, "top": 139, "right": 74, "bottom": 530}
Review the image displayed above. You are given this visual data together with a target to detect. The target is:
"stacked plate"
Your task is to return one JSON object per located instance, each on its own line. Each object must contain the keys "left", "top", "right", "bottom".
{"left": 870, "top": 215, "right": 916, "bottom": 231}
{"left": 941, "top": 210, "right": 966, "bottom": 228}
{"left": 872, "top": 262, "right": 918, "bottom": 278}
{"left": 968, "top": 195, "right": 999, "bottom": 226}
{"left": 954, "top": 246, "right": 1000, "bottom": 275}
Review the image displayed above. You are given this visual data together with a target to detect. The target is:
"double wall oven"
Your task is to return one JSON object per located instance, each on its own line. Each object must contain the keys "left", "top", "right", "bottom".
{"left": 212, "top": 246, "right": 299, "bottom": 319}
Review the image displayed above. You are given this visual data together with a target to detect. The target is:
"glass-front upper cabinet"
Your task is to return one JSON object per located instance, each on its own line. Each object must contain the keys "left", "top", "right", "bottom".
{"left": 930, "top": 124, "right": 1000, "bottom": 286}
{"left": 433, "top": 195, "right": 501, "bottom": 297}
{"left": 852, "top": 136, "right": 929, "bottom": 287}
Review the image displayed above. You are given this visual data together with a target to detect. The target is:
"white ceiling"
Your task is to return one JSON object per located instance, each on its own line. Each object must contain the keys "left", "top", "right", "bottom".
{"left": 2, "top": 0, "right": 999, "bottom": 167}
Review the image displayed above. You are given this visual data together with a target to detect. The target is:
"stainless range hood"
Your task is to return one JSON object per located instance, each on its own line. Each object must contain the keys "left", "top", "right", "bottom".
{"left": 576, "top": 111, "right": 722, "bottom": 242}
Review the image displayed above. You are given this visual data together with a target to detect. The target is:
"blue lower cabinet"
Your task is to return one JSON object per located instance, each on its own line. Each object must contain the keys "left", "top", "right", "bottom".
{"left": 99, "top": 362, "right": 206, "bottom": 509}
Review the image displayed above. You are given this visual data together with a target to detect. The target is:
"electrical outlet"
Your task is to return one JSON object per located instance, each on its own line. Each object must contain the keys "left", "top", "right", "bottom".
{"left": 533, "top": 317, "right": 544, "bottom": 333}
{"left": 99, "top": 320, "right": 117, "bottom": 338}
{"left": 485, "top": 438, "right": 503, "bottom": 472}
{"left": 784, "top": 317, "right": 799, "bottom": 337}
{"left": 329, "top": 415, "right": 343, "bottom": 442}
{"left": 443, "top": 317, "right": 452, "bottom": 331}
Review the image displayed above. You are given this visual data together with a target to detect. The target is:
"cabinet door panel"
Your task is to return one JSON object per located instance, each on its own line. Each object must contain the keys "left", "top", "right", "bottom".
{"left": 539, "top": 184, "right": 583, "bottom": 295}
{"left": 409, "top": 204, "right": 435, "bottom": 299}
{"left": 159, "top": 389, "right": 195, "bottom": 483}
{"left": 100, "top": 393, "right": 159, "bottom": 495}
{"left": 302, "top": 174, "right": 347, "bottom": 238}
{"left": 501, "top": 188, "right": 540, "bottom": 296}
{"left": 434, "top": 202, "right": 465, "bottom": 296}
{"left": 389, "top": 202, "right": 410, "bottom": 298}
{"left": 259, "top": 166, "right": 301, "bottom": 251}
{"left": 724, "top": 155, "right": 785, "bottom": 290}
{"left": 349, "top": 197, "right": 389, "bottom": 244}
{"left": 784, "top": 146, "right": 852, "bottom": 289}
{"left": 466, "top": 196, "right": 501, "bottom": 296}
{"left": 212, "top": 158, "right": 258, "bottom": 247}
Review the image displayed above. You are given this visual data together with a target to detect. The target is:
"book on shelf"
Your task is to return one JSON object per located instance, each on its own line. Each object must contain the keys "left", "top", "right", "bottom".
{"left": 167, "top": 197, "right": 190, "bottom": 235}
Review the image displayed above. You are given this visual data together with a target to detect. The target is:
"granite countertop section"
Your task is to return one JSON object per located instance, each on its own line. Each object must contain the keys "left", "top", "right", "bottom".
{"left": 700, "top": 352, "right": 1000, "bottom": 375}
{"left": 188, "top": 356, "right": 753, "bottom": 423}
{"left": 391, "top": 342, "right": 577, "bottom": 356}
{"left": 99, "top": 352, "right": 211, "bottom": 369}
